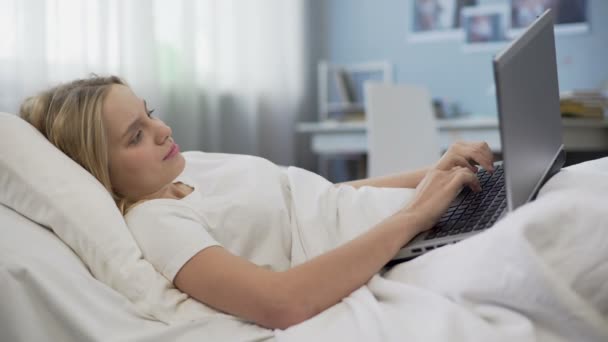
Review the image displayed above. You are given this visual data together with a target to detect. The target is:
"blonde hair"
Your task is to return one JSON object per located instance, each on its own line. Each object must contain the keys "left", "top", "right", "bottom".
{"left": 20, "top": 75, "right": 135, "bottom": 215}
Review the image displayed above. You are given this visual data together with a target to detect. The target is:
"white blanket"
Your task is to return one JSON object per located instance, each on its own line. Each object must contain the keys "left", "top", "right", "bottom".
{"left": 277, "top": 160, "right": 608, "bottom": 342}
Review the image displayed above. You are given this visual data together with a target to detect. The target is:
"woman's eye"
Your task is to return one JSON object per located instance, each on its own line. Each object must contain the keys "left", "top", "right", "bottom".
{"left": 131, "top": 130, "right": 142, "bottom": 145}
{"left": 147, "top": 109, "right": 155, "bottom": 117}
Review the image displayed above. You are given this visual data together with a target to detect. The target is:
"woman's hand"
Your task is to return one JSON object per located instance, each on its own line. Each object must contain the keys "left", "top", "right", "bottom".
{"left": 434, "top": 141, "right": 495, "bottom": 174}
{"left": 402, "top": 166, "right": 481, "bottom": 233}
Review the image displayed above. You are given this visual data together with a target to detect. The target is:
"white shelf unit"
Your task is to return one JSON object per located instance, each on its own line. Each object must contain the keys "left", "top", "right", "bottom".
{"left": 317, "top": 60, "right": 393, "bottom": 121}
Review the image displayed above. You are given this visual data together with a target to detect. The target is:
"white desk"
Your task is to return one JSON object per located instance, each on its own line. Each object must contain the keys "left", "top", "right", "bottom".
{"left": 296, "top": 117, "right": 608, "bottom": 155}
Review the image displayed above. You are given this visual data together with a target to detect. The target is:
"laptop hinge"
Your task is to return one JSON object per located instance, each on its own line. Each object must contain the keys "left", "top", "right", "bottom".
{"left": 527, "top": 145, "right": 566, "bottom": 202}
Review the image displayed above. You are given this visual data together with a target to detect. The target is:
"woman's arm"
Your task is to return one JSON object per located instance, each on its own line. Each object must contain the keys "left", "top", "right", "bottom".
{"left": 336, "top": 140, "right": 495, "bottom": 190}
{"left": 174, "top": 166, "right": 482, "bottom": 330}
{"left": 336, "top": 167, "right": 429, "bottom": 189}
{"left": 175, "top": 210, "right": 423, "bottom": 330}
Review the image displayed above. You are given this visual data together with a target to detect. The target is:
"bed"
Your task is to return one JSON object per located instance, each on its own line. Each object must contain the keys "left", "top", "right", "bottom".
{"left": 1, "top": 112, "right": 607, "bottom": 341}
{"left": 0, "top": 203, "right": 213, "bottom": 342}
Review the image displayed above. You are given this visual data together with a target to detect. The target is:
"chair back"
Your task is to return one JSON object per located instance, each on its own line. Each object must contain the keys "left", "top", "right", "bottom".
{"left": 365, "top": 82, "right": 441, "bottom": 177}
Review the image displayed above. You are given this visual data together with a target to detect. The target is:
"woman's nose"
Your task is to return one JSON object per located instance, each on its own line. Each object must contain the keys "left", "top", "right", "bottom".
{"left": 155, "top": 120, "right": 173, "bottom": 145}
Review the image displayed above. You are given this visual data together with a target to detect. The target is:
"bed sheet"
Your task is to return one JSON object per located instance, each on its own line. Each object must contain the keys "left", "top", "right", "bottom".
{"left": 2, "top": 157, "right": 608, "bottom": 342}
{"left": 277, "top": 157, "right": 608, "bottom": 342}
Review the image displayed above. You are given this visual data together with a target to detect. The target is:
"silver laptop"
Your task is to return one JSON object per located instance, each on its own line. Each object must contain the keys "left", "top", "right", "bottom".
{"left": 391, "top": 9, "right": 565, "bottom": 263}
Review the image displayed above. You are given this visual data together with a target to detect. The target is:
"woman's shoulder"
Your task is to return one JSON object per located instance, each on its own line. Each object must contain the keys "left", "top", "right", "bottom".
{"left": 180, "top": 152, "right": 281, "bottom": 186}
{"left": 182, "top": 151, "right": 253, "bottom": 162}
{"left": 182, "top": 151, "right": 274, "bottom": 168}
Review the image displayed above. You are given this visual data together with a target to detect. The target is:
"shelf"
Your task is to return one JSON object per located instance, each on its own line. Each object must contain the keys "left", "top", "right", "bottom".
{"left": 326, "top": 102, "right": 365, "bottom": 114}
{"left": 318, "top": 60, "right": 392, "bottom": 121}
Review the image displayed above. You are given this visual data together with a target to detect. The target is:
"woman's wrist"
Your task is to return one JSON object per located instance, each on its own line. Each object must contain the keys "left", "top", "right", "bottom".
{"left": 404, "top": 167, "right": 430, "bottom": 188}
{"left": 393, "top": 208, "right": 433, "bottom": 235}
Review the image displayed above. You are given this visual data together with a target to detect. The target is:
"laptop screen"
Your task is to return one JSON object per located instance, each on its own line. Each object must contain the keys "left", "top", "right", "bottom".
{"left": 493, "top": 10, "right": 564, "bottom": 212}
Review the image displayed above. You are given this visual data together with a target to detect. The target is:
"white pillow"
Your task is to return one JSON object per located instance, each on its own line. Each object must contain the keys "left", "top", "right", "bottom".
{"left": 0, "top": 112, "right": 218, "bottom": 323}
{"left": 0, "top": 204, "right": 172, "bottom": 341}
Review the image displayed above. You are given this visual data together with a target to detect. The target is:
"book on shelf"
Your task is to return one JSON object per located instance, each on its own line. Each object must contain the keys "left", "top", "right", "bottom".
{"left": 326, "top": 102, "right": 365, "bottom": 122}
{"left": 334, "top": 68, "right": 355, "bottom": 104}
{"left": 560, "top": 90, "right": 607, "bottom": 119}
{"left": 339, "top": 111, "right": 365, "bottom": 122}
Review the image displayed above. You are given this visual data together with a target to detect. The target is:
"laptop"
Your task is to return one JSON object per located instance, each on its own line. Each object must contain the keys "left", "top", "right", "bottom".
{"left": 390, "top": 9, "right": 566, "bottom": 263}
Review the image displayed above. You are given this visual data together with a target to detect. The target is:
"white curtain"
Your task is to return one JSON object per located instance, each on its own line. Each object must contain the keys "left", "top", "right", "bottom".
{"left": 0, "top": 0, "right": 308, "bottom": 166}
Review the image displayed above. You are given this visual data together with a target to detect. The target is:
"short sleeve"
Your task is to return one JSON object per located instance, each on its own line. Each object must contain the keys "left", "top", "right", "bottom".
{"left": 125, "top": 201, "right": 221, "bottom": 282}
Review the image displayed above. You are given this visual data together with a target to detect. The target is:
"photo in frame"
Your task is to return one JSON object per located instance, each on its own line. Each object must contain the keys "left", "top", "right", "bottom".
{"left": 408, "top": 0, "right": 477, "bottom": 42}
{"left": 509, "top": 0, "right": 589, "bottom": 36}
{"left": 461, "top": 4, "right": 510, "bottom": 52}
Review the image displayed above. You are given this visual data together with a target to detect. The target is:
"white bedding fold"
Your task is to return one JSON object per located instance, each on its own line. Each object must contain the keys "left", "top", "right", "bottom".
{"left": 278, "top": 162, "right": 608, "bottom": 342}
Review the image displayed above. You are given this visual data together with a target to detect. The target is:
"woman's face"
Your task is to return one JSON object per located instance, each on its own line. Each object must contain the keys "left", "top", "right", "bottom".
{"left": 102, "top": 84, "right": 185, "bottom": 200}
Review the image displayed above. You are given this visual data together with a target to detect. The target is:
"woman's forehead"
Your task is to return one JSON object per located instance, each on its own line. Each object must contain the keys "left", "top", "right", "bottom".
{"left": 103, "top": 85, "right": 144, "bottom": 139}
{"left": 104, "top": 85, "right": 141, "bottom": 114}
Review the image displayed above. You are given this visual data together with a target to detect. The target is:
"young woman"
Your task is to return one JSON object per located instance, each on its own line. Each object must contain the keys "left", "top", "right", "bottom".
{"left": 20, "top": 75, "right": 494, "bottom": 329}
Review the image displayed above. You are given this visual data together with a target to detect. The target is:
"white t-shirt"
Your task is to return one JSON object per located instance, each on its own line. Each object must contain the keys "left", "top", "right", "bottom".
{"left": 125, "top": 152, "right": 293, "bottom": 283}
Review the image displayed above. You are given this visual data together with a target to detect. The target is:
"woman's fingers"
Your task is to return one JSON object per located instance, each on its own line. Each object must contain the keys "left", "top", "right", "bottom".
{"left": 463, "top": 166, "right": 481, "bottom": 192}
{"left": 451, "top": 166, "right": 481, "bottom": 192}
{"left": 454, "top": 155, "right": 479, "bottom": 173}
{"left": 452, "top": 141, "right": 494, "bottom": 173}
{"left": 406, "top": 166, "right": 483, "bottom": 231}
{"left": 468, "top": 141, "right": 494, "bottom": 172}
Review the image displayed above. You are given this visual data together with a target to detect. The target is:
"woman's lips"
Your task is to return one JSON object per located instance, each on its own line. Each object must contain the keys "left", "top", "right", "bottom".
{"left": 163, "top": 143, "right": 180, "bottom": 160}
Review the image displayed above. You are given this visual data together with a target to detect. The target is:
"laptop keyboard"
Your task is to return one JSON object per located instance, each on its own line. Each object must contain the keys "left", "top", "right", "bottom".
{"left": 424, "top": 165, "right": 507, "bottom": 240}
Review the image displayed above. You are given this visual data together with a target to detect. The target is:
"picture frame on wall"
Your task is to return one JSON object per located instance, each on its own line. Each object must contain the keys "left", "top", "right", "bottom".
{"left": 461, "top": 4, "right": 510, "bottom": 52}
{"left": 508, "top": 0, "right": 589, "bottom": 37}
{"left": 407, "top": 0, "right": 590, "bottom": 47}
{"left": 408, "top": 0, "right": 477, "bottom": 42}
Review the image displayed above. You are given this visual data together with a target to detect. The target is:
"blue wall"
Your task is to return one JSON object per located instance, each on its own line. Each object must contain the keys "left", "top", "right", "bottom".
{"left": 322, "top": 0, "right": 608, "bottom": 117}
